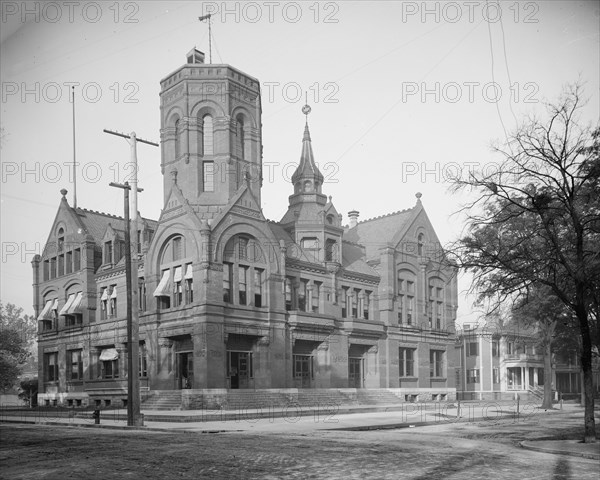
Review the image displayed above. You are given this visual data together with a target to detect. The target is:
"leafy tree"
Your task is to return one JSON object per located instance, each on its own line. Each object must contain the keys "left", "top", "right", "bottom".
{"left": 18, "top": 378, "right": 38, "bottom": 407}
{"left": 0, "top": 303, "right": 37, "bottom": 391}
{"left": 448, "top": 85, "right": 600, "bottom": 442}
{"left": 511, "top": 287, "right": 575, "bottom": 409}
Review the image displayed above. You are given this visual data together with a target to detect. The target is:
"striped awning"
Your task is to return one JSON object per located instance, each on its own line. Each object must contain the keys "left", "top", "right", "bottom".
{"left": 173, "top": 266, "right": 183, "bottom": 283}
{"left": 153, "top": 270, "right": 171, "bottom": 297}
{"left": 59, "top": 294, "right": 76, "bottom": 316}
{"left": 184, "top": 264, "right": 193, "bottom": 280}
{"left": 68, "top": 292, "right": 84, "bottom": 315}
{"left": 37, "top": 300, "right": 53, "bottom": 321}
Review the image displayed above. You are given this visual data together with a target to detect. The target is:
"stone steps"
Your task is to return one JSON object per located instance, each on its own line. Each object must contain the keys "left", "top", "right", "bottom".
{"left": 143, "top": 389, "right": 409, "bottom": 411}
{"left": 142, "top": 391, "right": 183, "bottom": 411}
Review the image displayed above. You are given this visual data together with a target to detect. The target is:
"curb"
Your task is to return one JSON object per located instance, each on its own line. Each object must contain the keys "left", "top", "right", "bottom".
{"left": 0, "top": 418, "right": 230, "bottom": 434}
{"left": 520, "top": 440, "right": 600, "bottom": 460}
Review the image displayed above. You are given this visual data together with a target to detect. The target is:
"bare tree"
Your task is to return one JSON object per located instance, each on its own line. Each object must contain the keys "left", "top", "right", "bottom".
{"left": 448, "top": 85, "right": 599, "bottom": 442}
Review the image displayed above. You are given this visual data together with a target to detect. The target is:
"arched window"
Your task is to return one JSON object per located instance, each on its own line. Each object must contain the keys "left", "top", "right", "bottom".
{"left": 222, "top": 234, "right": 266, "bottom": 308}
{"left": 174, "top": 119, "right": 181, "bottom": 159}
{"left": 57, "top": 228, "right": 64, "bottom": 252}
{"left": 202, "top": 115, "right": 214, "bottom": 155}
{"left": 417, "top": 233, "right": 424, "bottom": 256}
{"left": 235, "top": 115, "right": 245, "bottom": 160}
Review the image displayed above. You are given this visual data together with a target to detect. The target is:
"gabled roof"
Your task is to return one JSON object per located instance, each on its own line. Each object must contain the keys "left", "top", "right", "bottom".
{"left": 74, "top": 208, "right": 157, "bottom": 245}
{"left": 341, "top": 241, "right": 380, "bottom": 277}
{"left": 344, "top": 207, "right": 416, "bottom": 259}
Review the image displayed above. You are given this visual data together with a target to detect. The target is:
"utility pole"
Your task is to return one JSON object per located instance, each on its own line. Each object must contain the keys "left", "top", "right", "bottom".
{"left": 104, "top": 129, "right": 157, "bottom": 427}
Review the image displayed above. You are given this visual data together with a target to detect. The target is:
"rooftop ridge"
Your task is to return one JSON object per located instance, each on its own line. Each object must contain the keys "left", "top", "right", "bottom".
{"left": 357, "top": 206, "right": 414, "bottom": 225}
{"left": 341, "top": 239, "right": 365, "bottom": 248}
{"left": 76, "top": 207, "right": 157, "bottom": 224}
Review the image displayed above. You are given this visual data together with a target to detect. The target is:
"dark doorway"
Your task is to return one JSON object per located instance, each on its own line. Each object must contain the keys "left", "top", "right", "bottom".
{"left": 177, "top": 352, "right": 193, "bottom": 389}
{"left": 228, "top": 351, "right": 252, "bottom": 389}
{"left": 349, "top": 357, "right": 364, "bottom": 388}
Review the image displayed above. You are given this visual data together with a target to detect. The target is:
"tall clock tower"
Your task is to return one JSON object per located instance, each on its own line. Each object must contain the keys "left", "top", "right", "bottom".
{"left": 159, "top": 48, "right": 262, "bottom": 211}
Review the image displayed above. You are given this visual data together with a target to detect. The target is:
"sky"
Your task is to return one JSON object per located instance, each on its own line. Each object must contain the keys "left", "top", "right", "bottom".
{"left": 1, "top": 0, "right": 599, "bottom": 324}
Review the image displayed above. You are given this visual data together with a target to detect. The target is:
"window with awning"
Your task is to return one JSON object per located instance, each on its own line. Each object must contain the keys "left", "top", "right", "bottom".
{"left": 37, "top": 300, "right": 53, "bottom": 321}
{"left": 154, "top": 270, "right": 171, "bottom": 297}
{"left": 184, "top": 264, "right": 193, "bottom": 280}
{"left": 59, "top": 293, "right": 76, "bottom": 316}
{"left": 68, "top": 292, "right": 84, "bottom": 314}
{"left": 99, "top": 348, "right": 119, "bottom": 379}
{"left": 99, "top": 348, "right": 119, "bottom": 361}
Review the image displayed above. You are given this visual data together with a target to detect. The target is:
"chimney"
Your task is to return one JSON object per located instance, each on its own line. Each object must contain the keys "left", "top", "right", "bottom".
{"left": 348, "top": 210, "right": 360, "bottom": 228}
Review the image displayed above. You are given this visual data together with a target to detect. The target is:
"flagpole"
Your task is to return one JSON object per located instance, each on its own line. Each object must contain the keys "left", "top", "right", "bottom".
{"left": 199, "top": 14, "right": 212, "bottom": 64}
{"left": 72, "top": 86, "right": 77, "bottom": 208}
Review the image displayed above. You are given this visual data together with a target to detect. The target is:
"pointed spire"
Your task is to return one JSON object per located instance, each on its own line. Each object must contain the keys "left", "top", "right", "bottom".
{"left": 291, "top": 107, "right": 324, "bottom": 189}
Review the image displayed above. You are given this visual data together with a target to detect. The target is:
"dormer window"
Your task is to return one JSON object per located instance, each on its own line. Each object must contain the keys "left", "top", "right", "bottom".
{"left": 417, "top": 233, "right": 424, "bottom": 256}
{"left": 104, "top": 241, "right": 113, "bottom": 265}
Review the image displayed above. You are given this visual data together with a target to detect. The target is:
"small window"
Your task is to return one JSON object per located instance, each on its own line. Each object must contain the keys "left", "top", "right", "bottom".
{"left": 467, "top": 368, "right": 480, "bottom": 384}
{"left": 172, "top": 237, "right": 182, "bottom": 261}
{"left": 254, "top": 269, "right": 263, "bottom": 308}
{"left": 399, "top": 348, "right": 415, "bottom": 377}
{"left": 184, "top": 264, "right": 193, "bottom": 304}
{"left": 467, "top": 342, "right": 478, "bottom": 356}
{"left": 50, "top": 257, "right": 57, "bottom": 279}
{"left": 58, "top": 228, "right": 65, "bottom": 252}
{"left": 298, "top": 280, "right": 307, "bottom": 312}
{"left": 104, "top": 241, "right": 113, "bottom": 265}
{"left": 203, "top": 161, "right": 215, "bottom": 192}
{"left": 285, "top": 279, "right": 293, "bottom": 311}
{"left": 138, "top": 279, "right": 147, "bottom": 312}
{"left": 73, "top": 249, "right": 81, "bottom": 271}
{"left": 430, "top": 350, "right": 444, "bottom": 378}
{"left": 312, "top": 282, "right": 321, "bottom": 313}
{"left": 238, "top": 266, "right": 247, "bottom": 305}
{"left": 66, "top": 251, "right": 73, "bottom": 274}
{"left": 325, "top": 239, "right": 336, "bottom": 262}
{"left": 202, "top": 115, "right": 214, "bottom": 155}
{"left": 223, "top": 263, "right": 232, "bottom": 303}
{"left": 45, "top": 352, "right": 59, "bottom": 382}
{"left": 238, "top": 237, "right": 248, "bottom": 260}
{"left": 67, "top": 349, "right": 83, "bottom": 381}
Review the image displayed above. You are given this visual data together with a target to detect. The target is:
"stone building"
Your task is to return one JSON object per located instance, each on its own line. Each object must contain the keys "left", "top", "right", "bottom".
{"left": 34, "top": 49, "right": 458, "bottom": 408}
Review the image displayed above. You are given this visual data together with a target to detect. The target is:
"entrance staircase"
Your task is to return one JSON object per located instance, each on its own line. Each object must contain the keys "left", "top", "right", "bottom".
{"left": 141, "top": 388, "right": 410, "bottom": 411}
{"left": 141, "top": 390, "right": 183, "bottom": 410}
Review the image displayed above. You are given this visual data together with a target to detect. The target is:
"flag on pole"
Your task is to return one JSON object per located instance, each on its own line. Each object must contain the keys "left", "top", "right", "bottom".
{"left": 199, "top": 14, "right": 211, "bottom": 21}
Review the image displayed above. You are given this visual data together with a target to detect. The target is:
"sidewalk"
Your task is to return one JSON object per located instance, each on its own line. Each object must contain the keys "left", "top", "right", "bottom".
{"left": 520, "top": 439, "right": 600, "bottom": 460}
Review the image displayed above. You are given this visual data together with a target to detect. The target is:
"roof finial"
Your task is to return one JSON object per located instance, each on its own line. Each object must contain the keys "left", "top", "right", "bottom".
{"left": 416, "top": 192, "right": 422, "bottom": 204}
{"left": 302, "top": 94, "right": 312, "bottom": 138}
